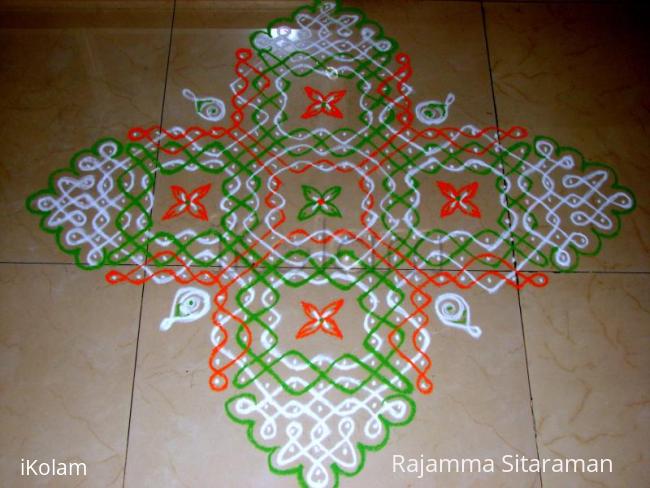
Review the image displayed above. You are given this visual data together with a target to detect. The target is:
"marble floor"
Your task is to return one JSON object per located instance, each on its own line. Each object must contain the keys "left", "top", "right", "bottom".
{"left": 0, "top": 1, "right": 648, "bottom": 487}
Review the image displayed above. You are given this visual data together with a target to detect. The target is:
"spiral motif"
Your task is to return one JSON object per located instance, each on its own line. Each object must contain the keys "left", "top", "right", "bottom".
{"left": 182, "top": 88, "right": 226, "bottom": 122}
{"left": 434, "top": 293, "right": 482, "bottom": 339}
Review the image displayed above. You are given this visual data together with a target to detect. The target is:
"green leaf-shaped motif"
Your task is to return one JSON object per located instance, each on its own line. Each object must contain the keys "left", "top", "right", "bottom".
{"left": 297, "top": 185, "right": 343, "bottom": 221}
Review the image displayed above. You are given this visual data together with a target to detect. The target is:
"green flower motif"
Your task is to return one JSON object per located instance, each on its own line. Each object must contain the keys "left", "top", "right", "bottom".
{"left": 297, "top": 185, "right": 342, "bottom": 221}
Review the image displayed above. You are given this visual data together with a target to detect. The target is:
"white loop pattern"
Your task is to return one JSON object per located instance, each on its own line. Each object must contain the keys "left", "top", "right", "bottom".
{"left": 160, "top": 287, "right": 212, "bottom": 331}
{"left": 434, "top": 293, "right": 482, "bottom": 339}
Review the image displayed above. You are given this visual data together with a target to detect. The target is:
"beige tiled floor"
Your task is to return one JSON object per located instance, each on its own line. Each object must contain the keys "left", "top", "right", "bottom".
{"left": 0, "top": 264, "right": 142, "bottom": 487}
{"left": 521, "top": 274, "right": 650, "bottom": 487}
{"left": 486, "top": 2, "right": 650, "bottom": 272}
{"left": 0, "top": 1, "right": 648, "bottom": 487}
{"left": 0, "top": 2, "right": 173, "bottom": 264}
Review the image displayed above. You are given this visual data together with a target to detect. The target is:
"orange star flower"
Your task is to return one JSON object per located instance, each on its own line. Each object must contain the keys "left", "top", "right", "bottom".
{"left": 436, "top": 181, "right": 481, "bottom": 219}
{"left": 161, "top": 184, "right": 212, "bottom": 221}
{"left": 300, "top": 86, "right": 346, "bottom": 119}
{"left": 295, "top": 299, "right": 345, "bottom": 340}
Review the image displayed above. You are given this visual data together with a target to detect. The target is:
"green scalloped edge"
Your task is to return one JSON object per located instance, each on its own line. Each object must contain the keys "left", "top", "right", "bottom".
{"left": 24, "top": 137, "right": 142, "bottom": 270}
{"left": 249, "top": 0, "right": 399, "bottom": 59}
{"left": 225, "top": 391, "right": 415, "bottom": 488}
{"left": 21, "top": 1, "right": 640, "bottom": 486}
{"left": 509, "top": 135, "right": 637, "bottom": 272}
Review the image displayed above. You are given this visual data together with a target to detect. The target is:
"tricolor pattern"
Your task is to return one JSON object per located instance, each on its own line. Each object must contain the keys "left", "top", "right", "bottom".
{"left": 26, "top": 1, "right": 635, "bottom": 486}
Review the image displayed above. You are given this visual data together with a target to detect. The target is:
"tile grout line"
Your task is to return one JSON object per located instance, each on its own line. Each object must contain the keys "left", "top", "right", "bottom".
{"left": 120, "top": 277, "right": 147, "bottom": 488}
{"left": 121, "top": 1, "right": 176, "bottom": 487}
{"left": 480, "top": 2, "right": 543, "bottom": 486}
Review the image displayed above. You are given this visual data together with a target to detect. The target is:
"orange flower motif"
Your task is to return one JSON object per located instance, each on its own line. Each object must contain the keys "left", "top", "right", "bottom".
{"left": 436, "top": 181, "right": 481, "bottom": 219}
{"left": 162, "top": 184, "right": 212, "bottom": 221}
{"left": 295, "top": 299, "right": 345, "bottom": 340}
{"left": 300, "top": 86, "right": 346, "bottom": 119}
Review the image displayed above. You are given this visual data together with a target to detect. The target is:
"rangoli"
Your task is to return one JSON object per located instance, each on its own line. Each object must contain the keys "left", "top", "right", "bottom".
{"left": 26, "top": 1, "right": 636, "bottom": 486}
